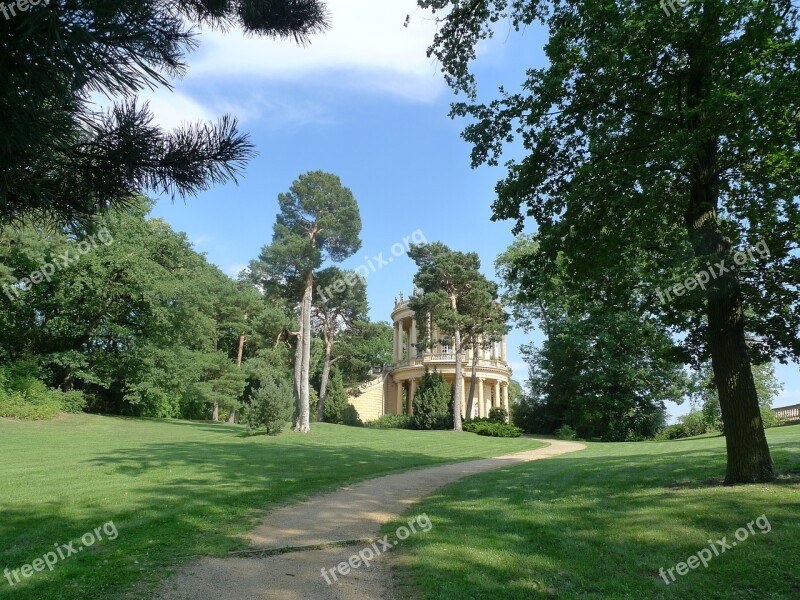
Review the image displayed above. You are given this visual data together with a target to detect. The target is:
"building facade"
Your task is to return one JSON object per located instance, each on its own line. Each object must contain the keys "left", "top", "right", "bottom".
{"left": 347, "top": 293, "right": 512, "bottom": 422}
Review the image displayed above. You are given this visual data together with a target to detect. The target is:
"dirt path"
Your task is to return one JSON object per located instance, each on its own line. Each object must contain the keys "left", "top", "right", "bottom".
{"left": 155, "top": 439, "right": 585, "bottom": 600}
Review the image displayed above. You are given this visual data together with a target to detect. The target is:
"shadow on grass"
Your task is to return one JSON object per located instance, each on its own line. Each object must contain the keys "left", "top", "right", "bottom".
{"left": 0, "top": 428, "right": 536, "bottom": 600}
{"left": 388, "top": 431, "right": 800, "bottom": 600}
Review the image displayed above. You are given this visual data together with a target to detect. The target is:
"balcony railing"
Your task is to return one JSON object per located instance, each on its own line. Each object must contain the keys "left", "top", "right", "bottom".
{"left": 392, "top": 355, "right": 507, "bottom": 370}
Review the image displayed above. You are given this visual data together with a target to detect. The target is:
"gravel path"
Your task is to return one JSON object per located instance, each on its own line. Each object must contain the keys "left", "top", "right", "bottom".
{"left": 155, "top": 438, "right": 585, "bottom": 600}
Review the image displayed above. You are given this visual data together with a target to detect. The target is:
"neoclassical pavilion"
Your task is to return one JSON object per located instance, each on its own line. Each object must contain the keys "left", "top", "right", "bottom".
{"left": 348, "top": 292, "right": 512, "bottom": 422}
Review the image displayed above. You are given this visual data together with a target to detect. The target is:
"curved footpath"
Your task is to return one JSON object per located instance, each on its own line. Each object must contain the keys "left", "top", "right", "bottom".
{"left": 155, "top": 439, "right": 586, "bottom": 600}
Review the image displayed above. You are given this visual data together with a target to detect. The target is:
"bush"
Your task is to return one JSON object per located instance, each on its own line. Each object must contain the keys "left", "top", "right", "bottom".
{"left": 365, "top": 414, "right": 413, "bottom": 429}
{"left": 655, "top": 423, "right": 688, "bottom": 440}
{"left": 556, "top": 424, "right": 577, "bottom": 440}
{"left": 0, "top": 389, "right": 62, "bottom": 419}
{"left": 463, "top": 418, "right": 523, "bottom": 438}
{"left": 322, "top": 369, "right": 350, "bottom": 424}
{"left": 0, "top": 361, "right": 75, "bottom": 420}
{"left": 60, "top": 390, "right": 87, "bottom": 414}
{"left": 679, "top": 409, "right": 708, "bottom": 437}
{"left": 488, "top": 407, "right": 508, "bottom": 423}
{"left": 412, "top": 368, "right": 452, "bottom": 430}
{"left": 761, "top": 405, "right": 784, "bottom": 429}
{"left": 340, "top": 404, "right": 362, "bottom": 427}
{"left": 244, "top": 377, "right": 293, "bottom": 435}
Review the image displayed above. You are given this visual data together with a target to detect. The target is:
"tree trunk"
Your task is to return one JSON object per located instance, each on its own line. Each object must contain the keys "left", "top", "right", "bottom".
{"left": 296, "top": 273, "right": 313, "bottom": 433}
{"left": 465, "top": 342, "right": 479, "bottom": 418}
{"left": 293, "top": 326, "right": 303, "bottom": 425}
{"left": 236, "top": 333, "right": 245, "bottom": 368}
{"left": 317, "top": 333, "right": 334, "bottom": 422}
{"left": 212, "top": 402, "right": 219, "bottom": 422}
{"left": 453, "top": 327, "right": 463, "bottom": 432}
{"left": 227, "top": 410, "right": 236, "bottom": 424}
{"left": 685, "top": 3, "right": 773, "bottom": 483}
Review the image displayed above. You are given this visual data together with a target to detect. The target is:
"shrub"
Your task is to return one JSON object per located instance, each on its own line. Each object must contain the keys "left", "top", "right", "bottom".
{"left": 556, "top": 424, "right": 577, "bottom": 440}
{"left": 244, "top": 377, "right": 293, "bottom": 435}
{"left": 0, "top": 361, "right": 74, "bottom": 420}
{"left": 488, "top": 407, "right": 508, "bottom": 423}
{"left": 761, "top": 405, "right": 784, "bottom": 429}
{"left": 679, "top": 409, "right": 708, "bottom": 437}
{"left": 0, "top": 389, "right": 62, "bottom": 419}
{"left": 365, "top": 414, "right": 413, "bottom": 429}
{"left": 340, "top": 404, "right": 363, "bottom": 427}
{"left": 463, "top": 418, "right": 523, "bottom": 438}
{"left": 322, "top": 369, "right": 350, "bottom": 424}
{"left": 655, "top": 423, "right": 688, "bottom": 440}
{"left": 60, "top": 390, "right": 87, "bottom": 414}
{"left": 412, "top": 368, "right": 451, "bottom": 430}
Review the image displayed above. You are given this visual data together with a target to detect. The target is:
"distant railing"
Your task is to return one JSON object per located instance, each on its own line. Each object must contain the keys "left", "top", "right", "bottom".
{"left": 774, "top": 404, "right": 800, "bottom": 422}
{"left": 392, "top": 355, "right": 507, "bottom": 370}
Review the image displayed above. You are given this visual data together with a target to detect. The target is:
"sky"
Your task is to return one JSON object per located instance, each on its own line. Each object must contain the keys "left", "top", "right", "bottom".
{"left": 144, "top": 0, "right": 799, "bottom": 421}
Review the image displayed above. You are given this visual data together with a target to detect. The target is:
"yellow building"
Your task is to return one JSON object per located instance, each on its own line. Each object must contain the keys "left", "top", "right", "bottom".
{"left": 348, "top": 292, "right": 511, "bottom": 422}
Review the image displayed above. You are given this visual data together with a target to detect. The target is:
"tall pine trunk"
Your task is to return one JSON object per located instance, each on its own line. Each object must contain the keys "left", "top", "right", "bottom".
{"left": 293, "top": 320, "right": 304, "bottom": 427}
{"left": 465, "top": 342, "right": 479, "bottom": 418}
{"left": 453, "top": 326, "right": 463, "bottom": 431}
{"left": 317, "top": 334, "right": 334, "bottom": 422}
{"left": 685, "top": 3, "right": 773, "bottom": 483}
{"left": 450, "top": 291, "right": 463, "bottom": 431}
{"left": 296, "top": 273, "right": 313, "bottom": 433}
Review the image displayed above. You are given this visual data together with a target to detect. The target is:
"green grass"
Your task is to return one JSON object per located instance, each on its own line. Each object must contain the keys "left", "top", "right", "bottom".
{"left": 386, "top": 426, "right": 800, "bottom": 600}
{"left": 0, "top": 414, "right": 544, "bottom": 599}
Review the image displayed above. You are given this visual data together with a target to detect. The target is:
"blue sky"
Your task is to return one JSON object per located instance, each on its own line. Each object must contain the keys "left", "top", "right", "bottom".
{"left": 145, "top": 0, "right": 799, "bottom": 420}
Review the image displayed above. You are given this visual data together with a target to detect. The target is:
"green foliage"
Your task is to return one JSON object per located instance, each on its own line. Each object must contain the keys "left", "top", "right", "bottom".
{"left": 412, "top": 369, "right": 452, "bottom": 430}
{"left": 424, "top": 0, "right": 798, "bottom": 481}
{"left": 498, "top": 237, "right": 679, "bottom": 442}
{"left": 0, "top": 202, "right": 268, "bottom": 419}
{"left": 679, "top": 410, "right": 709, "bottom": 438}
{"left": 760, "top": 406, "right": 784, "bottom": 430}
{"left": 244, "top": 377, "right": 294, "bottom": 435}
{"left": 463, "top": 419, "right": 523, "bottom": 438}
{"left": 321, "top": 368, "right": 349, "bottom": 424}
{"left": 488, "top": 407, "right": 508, "bottom": 423}
{"left": 556, "top": 425, "right": 577, "bottom": 441}
{"left": 694, "top": 362, "right": 784, "bottom": 434}
{"left": 60, "top": 390, "right": 88, "bottom": 414}
{"left": 0, "top": 361, "right": 80, "bottom": 419}
{"left": 364, "top": 414, "right": 414, "bottom": 429}
{"left": 655, "top": 424, "right": 688, "bottom": 441}
{"left": 333, "top": 320, "right": 394, "bottom": 388}
{"left": 408, "top": 242, "right": 506, "bottom": 431}
{"left": 0, "top": 0, "right": 328, "bottom": 224}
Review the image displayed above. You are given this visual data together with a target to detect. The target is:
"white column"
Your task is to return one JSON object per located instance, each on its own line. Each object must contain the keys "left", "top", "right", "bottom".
{"left": 409, "top": 379, "right": 417, "bottom": 415}
{"left": 410, "top": 319, "right": 418, "bottom": 359}
{"left": 501, "top": 336, "right": 507, "bottom": 361}
{"left": 478, "top": 378, "right": 485, "bottom": 418}
{"left": 494, "top": 380, "right": 501, "bottom": 409}
{"left": 502, "top": 382, "right": 510, "bottom": 420}
{"left": 393, "top": 322, "right": 400, "bottom": 362}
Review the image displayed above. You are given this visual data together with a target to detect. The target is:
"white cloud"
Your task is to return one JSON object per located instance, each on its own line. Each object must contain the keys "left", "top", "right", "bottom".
{"left": 189, "top": 0, "right": 445, "bottom": 102}
{"left": 506, "top": 361, "right": 528, "bottom": 377}
{"left": 224, "top": 263, "right": 248, "bottom": 278}
{"left": 138, "top": 90, "right": 217, "bottom": 130}
{"left": 89, "top": 2, "right": 447, "bottom": 132}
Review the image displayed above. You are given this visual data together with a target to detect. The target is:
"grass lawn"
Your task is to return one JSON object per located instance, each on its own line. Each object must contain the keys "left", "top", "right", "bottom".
{"left": 386, "top": 425, "right": 800, "bottom": 600}
{"left": 0, "top": 414, "right": 544, "bottom": 600}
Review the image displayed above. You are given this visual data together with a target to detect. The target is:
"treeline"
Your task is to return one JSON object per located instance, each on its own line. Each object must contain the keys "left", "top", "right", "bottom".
{"left": 499, "top": 235, "right": 785, "bottom": 442}
{"left": 0, "top": 197, "right": 391, "bottom": 423}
